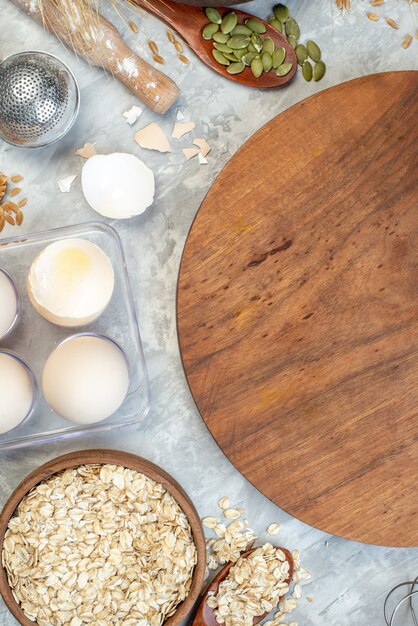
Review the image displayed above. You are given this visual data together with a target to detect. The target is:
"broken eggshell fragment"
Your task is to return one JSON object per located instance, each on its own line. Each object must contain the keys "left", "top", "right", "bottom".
{"left": 81, "top": 152, "right": 155, "bottom": 219}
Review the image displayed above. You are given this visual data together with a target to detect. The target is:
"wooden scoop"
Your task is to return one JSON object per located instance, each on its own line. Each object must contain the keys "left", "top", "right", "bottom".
{"left": 132, "top": 0, "right": 297, "bottom": 88}
{"left": 192, "top": 547, "right": 294, "bottom": 626}
{"left": 12, "top": 0, "right": 180, "bottom": 114}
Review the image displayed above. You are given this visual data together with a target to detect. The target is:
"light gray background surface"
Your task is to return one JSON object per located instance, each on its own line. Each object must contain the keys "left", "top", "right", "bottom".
{"left": 0, "top": 0, "right": 417, "bottom": 624}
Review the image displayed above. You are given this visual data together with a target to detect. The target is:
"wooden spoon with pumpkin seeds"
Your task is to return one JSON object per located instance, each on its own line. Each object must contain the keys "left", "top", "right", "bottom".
{"left": 131, "top": 0, "right": 297, "bottom": 87}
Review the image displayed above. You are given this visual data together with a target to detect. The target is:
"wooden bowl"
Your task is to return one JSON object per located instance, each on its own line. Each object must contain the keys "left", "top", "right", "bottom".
{"left": 0, "top": 449, "right": 206, "bottom": 626}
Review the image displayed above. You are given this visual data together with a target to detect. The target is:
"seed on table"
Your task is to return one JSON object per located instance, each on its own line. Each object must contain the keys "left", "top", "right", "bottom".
{"left": 178, "top": 54, "right": 190, "bottom": 64}
{"left": 307, "top": 40, "right": 321, "bottom": 62}
{"left": 9, "top": 188, "right": 20, "bottom": 196}
{"left": 276, "top": 62, "right": 292, "bottom": 76}
{"left": 262, "top": 51, "right": 273, "bottom": 72}
{"left": 202, "top": 23, "right": 219, "bottom": 40}
{"left": 153, "top": 53, "right": 165, "bottom": 64}
{"left": 386, "top": 17, "right": 399, "bottom": 29}
{"left": 174, "top": 39, "right": 184, "bottom": 53}
{"left": 402, "top": 34, "right": 413, "bottom": 48}
{"left": 274, "top": 3, "right": 290, "bottom": 22}
{"left": 262, "top": 37, "right": 275, "bottom": 55}
{"left": 221, "top": 12, "right": 238, "bottom": 34}
{"left": 205, "top": 7, "right": 222, "bottom": 24}
{"left": 227, "top": 61, "right": 245, "bottom": 74}
{"left": 214, "top": 42, "right": 234, "bottom": 53}
{"left": 302, "top": 59, "right": 313, "bottom": 81}
{"left": 272, "top": 46, "right": 286, "bottom": 68}
{"left": 367, "top": 12, "right": 379, "bottom": 20}
{"left": 228, "top": 35, "right": 251, "bottom": 49}
{"left": 129, "top": 21, "right": 138, "bottom": 33}
{"left": 313, "top": 60, "right": 326, "bottom": 80}
{"left": 212, "top": 49, "right": 230, "bottom": 65}
{"left": 251, "top": 56, "right": 264, "bottom": 77}
{"left": 242, "top": 51, "right": 258, "bottom": 65}
{"left": 11, "top": 175, "right": 23, "bottom": 183}
{"left": 245, "top": 18, "right": 266, "bottom": 34}
{"left": 167, "top": 30, "right": 175, "bottom": 43}
{"left": 269, "top": 17, "right": 282, "bottom": 32}
{"left": 370, "top": 0, "right": 384, "bottom": 4}
{"left": 213, "top": 32, "right": 230, "bottom": 43}
{"left": 148, "top": 40, "right": 159, "bottom": 54}
{"left": 287, "top": 34, "right": 298, "bottom": 49}
{"left": 285, "top": 17, "right": 300, "bottom": 39}
{"left": 231, "top": 25, "right": 252, "bottom": 36}
{"left": 18, "top": 197, "right": 28, "bottom": 208}
{"left": 295, "top": 44, "right": 307, "bottom": 65}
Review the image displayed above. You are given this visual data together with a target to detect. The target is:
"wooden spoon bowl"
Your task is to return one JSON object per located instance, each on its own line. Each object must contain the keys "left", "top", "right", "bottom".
{"left": 0, "top": 450, "right": 206, "bottom": 626}
{"left": 133, "top": 0, "right": 297, "bottom": 88}
{"left": 193, "top": 547, "right": 294, "bottom": 626}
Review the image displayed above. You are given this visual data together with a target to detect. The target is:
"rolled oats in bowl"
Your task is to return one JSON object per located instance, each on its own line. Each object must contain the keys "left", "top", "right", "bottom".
{"left": 1, "top": 463, "right": 198, "bottom": 626}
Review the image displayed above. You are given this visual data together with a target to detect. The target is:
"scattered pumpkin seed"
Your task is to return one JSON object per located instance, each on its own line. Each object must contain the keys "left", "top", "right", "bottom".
{"left": 228, "top": 35, "right": 251, "bottom": 49}
{"left": 274, "top": 3, "right": 290, "bottom": 22}
{"left": 272, "top": 46, "right": 286, "bottom": 68}
{"left": 262, "top": 37, "right": 275, "bottom": 55}
{"left": 276, "top": 62, "right": 292, "bottom": 76}
{"left": 221, "top": 12, "right": 237, "bottom": 34}
{"left": 231, "top": 24, "right": 252, "bottom": 36}
{"left": 242, "top": 51, "right": 258, "bottom": 66}
{"left": 214, "top": 42, "right": 234, "bottom": 53}
{"left": 213, "top": 32, "right": 230, "bottom": 43}
{"left": 205, "top": 7, "right": 222, "bottom": 24}
{"left": 251, "top": 33, "right": 263, "bottom": 51}
{"left": 262, "top": 51, "right": 273, "bottom": 72}
{"left": 245, "top": 18, "right": 266, "bottom": 34}
{"left": 251, "top": 56, "right": 264, "bottom": 77}
{"left": 287, "top": 34, "right": 298, "bottom": 49}
{"left": 269, "top": 17, "right": 282, "bottom": 32}
{"left": 227, "top": 61, "right": 245, "bottom": 74}
{"left": 233, "top": 48, "right": 248, "bottom": 60}
{"left": 307, "top": 40, "right": 321, "bottom": 62}
{"left": 285, "top": 17, "right": 300, "bottom": 39}
{"left": 313, "top": 60, "right": 326, "bottom": 81}
{"left": 295, "top": 44, "right": 307, "bottom": 65}
{"left": 247, "top": 42, "right": 258, "bottom": 53}
{"left": 212, "top": 49, "right": 230, "bottom": 65}
{"left": 302, "top": 59, "right": 313, "bottom": 81}
{"left": 203, "top": 23, "right": 219, "bottom": 39}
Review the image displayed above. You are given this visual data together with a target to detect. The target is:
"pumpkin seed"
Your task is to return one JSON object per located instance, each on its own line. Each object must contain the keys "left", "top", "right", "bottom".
{"left": 228, "top": 35, "right": 251, "bottom": 49}
{"left": 231, "top": 25, "right": 252, "bottom": 36}
{"left": 245, "top": 18, "right": 266, "bottom": 34}
{"left": 202, "top": 23, "right": 219, "bottom": 40}
{"left": 276, "top": 62, "right": 292, "bottom": 76}
{"left": 285, "top": 18, "right": 300, "bottom": 39}
{"left": 287, "top": 34, "right": 298, "bottom": 49}
{"left": 269, "top": 17, "right": 282, "bottom": 32}
{"left": 262, "top": 51, "right": 273, "bottom": 72}
{"left": 221, "top": 12, "right": 237, "bottom": 34}
{"left": 227, "top": 61, "right": 245, "bottom": 74}
{"left": 251, "top": 33, "right": 263, "bottom": 51}
{"left": 205, "top": 7, "right": 222, "bottom": 24}
{"left": 214, "top": 42, "right": 233, "bottom": 53}
{"left": 295, "top": 44, "right": 307, "bottom": 65}
{"left": 307, "top": 40, "right": 321, "bottom": 62}
{"left": 247, "top": 42, "right": 258, "bottom": 53}
{"left": 262, "top": 37, "right": 275, "bottom": 55}
{"left": 313, "top": 60, "right": 326, "bottom": 81}
{"left": 223, "top": 52, "right": 239, "bottom": 62}
{"left": 251, "top": 56, "right": 264, "bottom": 78}
{"left": 212, "top": 49, "right": 230, "bottom": 65}
{"left": 233, "top": 48, "right": 248, "bottom": 60}
{"left": 272, "top": 46, "right": 286, "bottom": 68}
{"left": 302, "top": 59, "right": 313, "bottom": 81}
{"left": 242, "top": 52, "right": 258, "bottom": 66}
{"left": 213, "top": 32, "right": 230, "bottom": 43}
{"left": 274, "top": 3, "right": 290, "bottom": 23}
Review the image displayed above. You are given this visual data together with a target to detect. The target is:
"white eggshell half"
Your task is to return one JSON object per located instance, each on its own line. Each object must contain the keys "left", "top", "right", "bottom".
{"left": 42, "top": 335, "right": 130, "bottom": 425}
{"left": 81, "top": 152, "right": 155, "bottom": 219}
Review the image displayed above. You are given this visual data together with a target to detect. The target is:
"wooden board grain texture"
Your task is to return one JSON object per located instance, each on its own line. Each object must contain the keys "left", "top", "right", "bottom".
{"left": 177, "top": 72, "right": 418, "bottom": 547}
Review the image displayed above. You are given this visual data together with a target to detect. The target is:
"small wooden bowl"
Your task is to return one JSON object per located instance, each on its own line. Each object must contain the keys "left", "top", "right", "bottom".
{"left": 0, "top": 449, "right": 206, "bottom": 626}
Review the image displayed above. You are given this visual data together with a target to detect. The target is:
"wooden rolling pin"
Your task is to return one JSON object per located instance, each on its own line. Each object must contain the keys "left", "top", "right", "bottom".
{"left": 12, "top": 0, "right": 180, "bottom": 114}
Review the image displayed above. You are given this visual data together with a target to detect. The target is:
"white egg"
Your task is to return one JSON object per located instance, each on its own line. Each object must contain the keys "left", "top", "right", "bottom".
{"left": 81, "top": 152, "right": 155, "bottom": 219}
{"left": 0, "top": 352, "right": 35, "bottom": 434}
{"left": 27, "top": 239, "right": 114, "bottom": 327}
{"left": 42, "top": 335, "right": 130, "bottom": 425}
{"left": 0, "top": 269, "right": 18, "bottom": 340}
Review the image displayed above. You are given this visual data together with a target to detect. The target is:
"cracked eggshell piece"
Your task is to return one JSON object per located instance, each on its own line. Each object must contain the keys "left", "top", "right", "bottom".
{"left": 81, "top": 153, "right": 155, "bottom": 219}
{"left": 27, "top": 239, "right": 115, "bottom": 327}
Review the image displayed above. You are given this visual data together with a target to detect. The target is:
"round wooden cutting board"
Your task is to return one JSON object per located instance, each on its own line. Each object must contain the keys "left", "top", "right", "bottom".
{"left": 177, "top": 72, "right": 418, "bottom": 547}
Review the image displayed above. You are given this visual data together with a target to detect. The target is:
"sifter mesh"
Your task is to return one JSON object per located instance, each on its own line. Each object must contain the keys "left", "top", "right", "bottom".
{"left": 0, "top": 51, "right": 79, "bottom": 148}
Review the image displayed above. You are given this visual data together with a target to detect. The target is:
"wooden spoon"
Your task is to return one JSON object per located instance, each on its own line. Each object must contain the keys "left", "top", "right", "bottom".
{"left": 192, "top": 547, "right": 294, "bottom": 626}
{"left": 132, "top": 0, "right": 297, "bottom": 88}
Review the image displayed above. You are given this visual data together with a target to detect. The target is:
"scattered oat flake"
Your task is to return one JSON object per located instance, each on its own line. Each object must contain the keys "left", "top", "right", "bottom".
{"left": 267, "top": 523, "right": 281, "bottom": 535}
{"left": 402, "top": 34, "right": 413, "bottom": 48}
{"left": 202, "top": 517, "right": 218, "bottom": 529}
{"left": 193, "top": 138, "right": 211, "bottom": 157}
{"left": 386, "top": 17, "right": 399, "bottom": 29}
{"left": 58, "top": 175, "right": 77, "bottom": 193}
{"left": 224, "top": 508, "right": 241, "bottom": 520}
{"left": 75, "top": 143, "right": 96, "bottom": 159}
{"left": 123, "top": 105, "right": 143, "bottom": 125}
{"left": 172, "top": 121, "right": 195, "bottom": 139}
{"left": 135, "top": 123, "right": 172, "bottom": 153}
{"left": 183, "top": 147, "right": 200, "bottom": 161}
{"left": 176, "top": 110, "right": 185, "bottom": 121}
